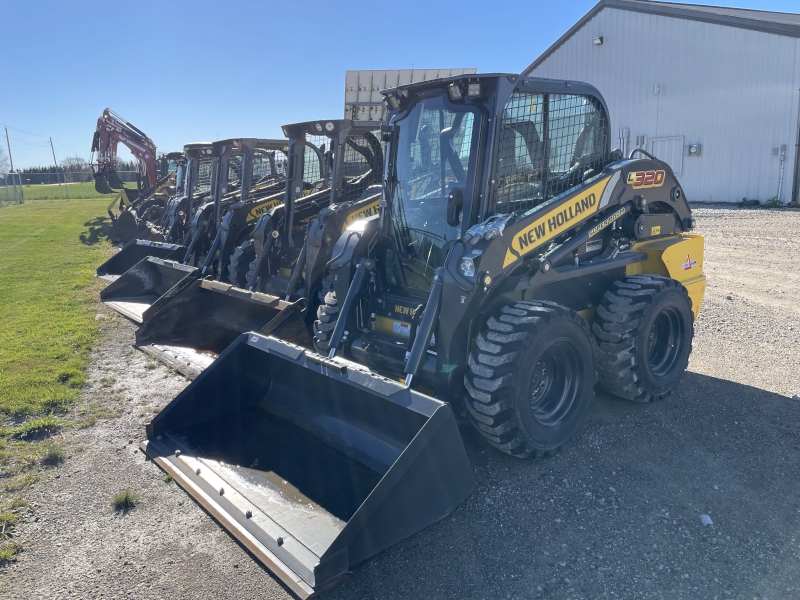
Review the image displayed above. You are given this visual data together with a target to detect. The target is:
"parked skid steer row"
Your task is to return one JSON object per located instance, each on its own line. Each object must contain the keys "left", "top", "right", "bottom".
{"left": 124, "top": 121, "right": 383, "bottom": 377}
{"left": 97, "top": 138, "right": 288, "bottom": 280}
{"left": 140, "top": 75, "right": 705, "bottom": 596}
{"left": 100, "top": 138, "right": 291, "bottom": 328}
{"left": 96, "top": 143, "right": 215, "bottom": 281}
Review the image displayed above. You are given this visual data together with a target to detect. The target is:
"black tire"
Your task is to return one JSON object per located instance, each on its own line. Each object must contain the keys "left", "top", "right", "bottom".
{"left": 227, "top": 239, "right": 255, "bottom": 287}
{"left": 312, "top": 276, "right": 338, "bottom": 354}
{"left": 592, "top": 275, "right": 693, "bottom": 402}
{"left": 465, "top": 301, "right": 597, "bottom": 459}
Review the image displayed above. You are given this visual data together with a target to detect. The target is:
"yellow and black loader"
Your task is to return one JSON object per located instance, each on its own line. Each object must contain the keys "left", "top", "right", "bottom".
{"left": 141, "top": 74, "right": 705, "bottom": 595}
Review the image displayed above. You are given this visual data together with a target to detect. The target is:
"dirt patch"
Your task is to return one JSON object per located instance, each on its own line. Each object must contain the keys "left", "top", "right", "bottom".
{"left": 2, "top": 206, "right": 800, "bottom": 600}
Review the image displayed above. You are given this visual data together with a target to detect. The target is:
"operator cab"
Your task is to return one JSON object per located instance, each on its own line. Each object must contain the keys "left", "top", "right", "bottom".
{"left": 348, "top": 75, "right": 612, "bottom": 385}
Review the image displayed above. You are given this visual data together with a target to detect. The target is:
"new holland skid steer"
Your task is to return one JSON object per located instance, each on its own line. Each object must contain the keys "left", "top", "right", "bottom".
{"left": 131, "top": 120, "right": 384, "bottom": 377}
{"left": 140, "top": 74, "right": 705, "bottom": 596}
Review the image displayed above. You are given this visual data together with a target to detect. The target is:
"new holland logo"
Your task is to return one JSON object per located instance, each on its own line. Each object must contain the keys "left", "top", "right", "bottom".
{"left": 682, "top": 253, "right": 697, "bottom": 271}
{"left": 246, "top": 198, "right": 282, "bottom": 222}
{"left": 503, "top": 176, "right": 611, "bottom": 269}
{"left": 341, "top": 199, "right": 380, "bottom": 233}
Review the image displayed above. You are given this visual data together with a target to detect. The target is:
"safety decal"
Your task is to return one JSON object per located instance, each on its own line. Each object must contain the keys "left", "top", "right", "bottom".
{"left": 682, "top": 253, "right": 697, "bottom": 271}
{"left": 587, "top": 206, "right": 627, "bottom": 238}
{"left": 503, "top": 176, "right": 611, "bottom": 269}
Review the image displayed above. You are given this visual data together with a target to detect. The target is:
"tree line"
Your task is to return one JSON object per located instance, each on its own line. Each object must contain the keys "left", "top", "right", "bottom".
{"left": 3, "top": 157, "right": 141, "bottom": 185}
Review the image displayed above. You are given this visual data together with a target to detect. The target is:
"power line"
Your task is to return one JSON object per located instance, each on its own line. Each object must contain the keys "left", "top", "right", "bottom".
{"left": 0, "top": 122, "right": 50, "bottom": 138}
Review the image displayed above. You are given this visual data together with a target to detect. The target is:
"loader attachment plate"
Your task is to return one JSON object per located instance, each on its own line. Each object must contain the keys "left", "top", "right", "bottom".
{"left": 97, "top": 240, "right": 186, "bottom": 280}
{"left": 143, "top": 334, "right": 475, "bottom": 596}
{"left": 135, "top": 280, "right": 310, "bottom": 378}
{"left": 101, "top": 257, "right": 199, "bottom": 323}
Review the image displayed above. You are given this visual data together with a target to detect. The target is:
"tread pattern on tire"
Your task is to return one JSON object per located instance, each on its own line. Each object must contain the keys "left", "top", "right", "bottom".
{"left": 312, "top": 276, "right": 338, "bottom": 354}
{"left": 227, "top": 239, "right": 255, "bottom": 287}
{"left": 464, "top": 300, "right": 596, "bottom": 459}
{"left": 592, "top": 274, "right": 693, "bottom": 403}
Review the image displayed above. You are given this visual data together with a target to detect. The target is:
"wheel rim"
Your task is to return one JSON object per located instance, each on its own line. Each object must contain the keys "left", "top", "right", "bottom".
{"left": 647, "top": 306, "right": 685, "bottom": 377}
{"left": 528, "top": 341, "right": 581, "bottom": 427}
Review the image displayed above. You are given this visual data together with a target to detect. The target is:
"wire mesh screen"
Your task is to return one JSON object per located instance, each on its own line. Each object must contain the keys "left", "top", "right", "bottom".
{"left": 251, "top": 149, "right": 274, "bottom": 186}
{"left": 227, "top": 154, "right": 243, "bottom": 188}
{"left": 341, "top": 132, "right": 381, "bottom": 178}
{"left": 337, "top": 131, "right": 384, "bottom": 203}
{"left": 494, "top": 92, "right": 609, "bottom": 215}
{"left": 196, "top": 157, "right": 213, "bottom": 194}
{"left": 303, "top": 134, "right": 328, "bottom": 185}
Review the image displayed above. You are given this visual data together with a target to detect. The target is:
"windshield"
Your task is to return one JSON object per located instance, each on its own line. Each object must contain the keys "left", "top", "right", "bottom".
{"left": 389, "top": 95, "right": 479, "bottom": 292}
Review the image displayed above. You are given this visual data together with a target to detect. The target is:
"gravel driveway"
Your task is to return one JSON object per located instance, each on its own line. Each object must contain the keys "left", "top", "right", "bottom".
{"left": 2, "top": 206, "right": 799, "bottom": 600}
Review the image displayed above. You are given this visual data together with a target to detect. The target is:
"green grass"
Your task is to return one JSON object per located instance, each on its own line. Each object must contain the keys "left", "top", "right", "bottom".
{"left": 9, "top": 181, "right": 135, "bottom": 201}
{"left": 38, "top": 443, "right": 66, "bottom": 466}
{"left": 111, "top": 489, "right": 140, "bottom": 512}
{"left": 0, "top": 198, "right": 111, "bottom": 493}
{"left": 0, "top": 198, "right": 111, "bottom": 419}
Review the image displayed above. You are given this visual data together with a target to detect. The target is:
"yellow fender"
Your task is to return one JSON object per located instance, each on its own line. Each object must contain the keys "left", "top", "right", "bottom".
{"left": 627, "top": 234, "right": 706, "bottom": 321}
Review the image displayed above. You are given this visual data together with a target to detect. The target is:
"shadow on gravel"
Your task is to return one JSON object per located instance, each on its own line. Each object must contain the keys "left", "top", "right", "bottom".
{"left": 319, "top": 372, "right": 800, "bottom": 600}
{"left": 80, "top": 216, "right": 111, "bottom": 245}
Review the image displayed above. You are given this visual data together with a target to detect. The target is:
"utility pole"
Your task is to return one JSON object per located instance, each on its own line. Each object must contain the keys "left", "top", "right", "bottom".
{"left": 49, "top": 137, "right": 69, "bottom": 200}
{"left": 5, "top": 126, "right": 22, "bottom": 202}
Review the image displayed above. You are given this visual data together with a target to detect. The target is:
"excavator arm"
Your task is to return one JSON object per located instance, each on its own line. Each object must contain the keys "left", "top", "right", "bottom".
{"left": 90, "top": 108, "right": 157, "bottom": 194}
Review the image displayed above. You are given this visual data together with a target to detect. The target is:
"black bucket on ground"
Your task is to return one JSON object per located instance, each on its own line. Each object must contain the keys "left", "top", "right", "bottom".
{"left": 134, "top": 280, "right": 310, "bottom": 378}
{"left": 141, "top": 334, "right": 475, "bottom": 597}
{"left": 100, "top": 257, "right": 199, "bottom": 323}
{"left": 97, "top": 239, "right": 186, "bottom": 281}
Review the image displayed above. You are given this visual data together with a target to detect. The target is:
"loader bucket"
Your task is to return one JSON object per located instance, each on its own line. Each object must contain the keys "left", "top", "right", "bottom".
{"left": 100, "top": 257, "right": 199, "bottom": 323}
{"left": 106, "top": 168, "right": 125, "bottom": 190}
{"left": 96, "top": 240, "right": 186, "bottom": 281}
{"left": 94, "top": 174, "right": 115, "bottom": 195}
{"left": 135, "top": 280, "right": 310, "bottom": 378}
{"left": 108, "top": 210, "right": 140, "bottom": 243}
{"left": 141, "top": 334, "right": 475, "bottom": 597}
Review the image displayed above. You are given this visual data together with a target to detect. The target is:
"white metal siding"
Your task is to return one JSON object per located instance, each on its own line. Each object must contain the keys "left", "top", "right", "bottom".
{"left": 344, "top": 69, "right": 477, "bottom": 122}
{"left": 528, "top": 8, "right": 800, "bottom": 203}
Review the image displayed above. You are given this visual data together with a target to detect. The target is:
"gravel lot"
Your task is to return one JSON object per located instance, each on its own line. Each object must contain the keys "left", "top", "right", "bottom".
{"left": 2, "top": 206, "right": 799, "bottom": 600}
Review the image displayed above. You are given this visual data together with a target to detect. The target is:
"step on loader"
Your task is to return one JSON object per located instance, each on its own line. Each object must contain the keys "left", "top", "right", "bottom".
{"left": 134, "top": 120, "right": 384, "bottom": 377}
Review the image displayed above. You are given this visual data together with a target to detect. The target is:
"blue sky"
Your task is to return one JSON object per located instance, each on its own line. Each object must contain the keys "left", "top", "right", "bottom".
{"left": 1, "top": 0, "right": 797, "bottom": 168}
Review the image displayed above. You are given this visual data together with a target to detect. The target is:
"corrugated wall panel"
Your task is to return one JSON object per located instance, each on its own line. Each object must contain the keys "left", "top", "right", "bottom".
{"left": 344, "top": 69, "right": 477, "bottom": 122}
{"left": 529, "top": 8, "right": 799, "bottom": 203}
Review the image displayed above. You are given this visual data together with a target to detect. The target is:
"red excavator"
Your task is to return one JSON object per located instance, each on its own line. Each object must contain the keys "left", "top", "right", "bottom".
{"left": 90, "top": 108, "right": 157, "bottom": 194}
{"left": 90, "top": 109, "right": 175, "bottom": 242}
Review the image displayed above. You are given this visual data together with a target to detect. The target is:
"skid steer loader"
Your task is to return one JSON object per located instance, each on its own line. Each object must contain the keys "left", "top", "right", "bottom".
{"left": 133, "top": 120, "right": 384, "bottom": 377}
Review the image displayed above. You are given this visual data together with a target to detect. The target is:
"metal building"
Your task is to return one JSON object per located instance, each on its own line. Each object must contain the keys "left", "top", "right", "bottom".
{"left": 345, "top": 69, "right": 477, "bottom": 122}
{"left": 523, "top": 0, "right": 800, "bottom": 204}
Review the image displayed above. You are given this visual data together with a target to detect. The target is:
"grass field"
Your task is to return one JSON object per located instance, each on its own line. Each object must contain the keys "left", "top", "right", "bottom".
{"left": 0, "top": 198, "right": 111, "bottom": 503}
{"left": 3, "top": 182, "right": 140, "bottom": 201}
